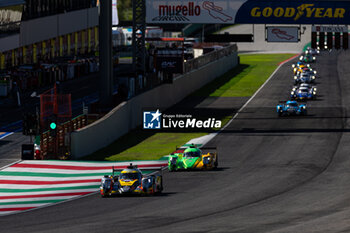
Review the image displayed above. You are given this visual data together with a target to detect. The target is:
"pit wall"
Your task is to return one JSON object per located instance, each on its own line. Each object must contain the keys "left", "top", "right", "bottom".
{"left": 71, "top": 50, "right": 238, "bottom": 159}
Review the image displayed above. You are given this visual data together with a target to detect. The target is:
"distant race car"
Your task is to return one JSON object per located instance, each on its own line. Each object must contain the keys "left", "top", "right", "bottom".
{"left": 297, "top": 67, "right": 317, "bottom": 78}
{"left": 100, "top": 164, "right": 163, "bottom": 197}
{"left": 305, "top": 47, "right": 320, "bottom": 56}
{"left": 277, "top": 100, "right": 307, "bottom": 116}
{"left": 294, "top": 72, "right": 315, "bottom": 84}
{"left": 299, "top": 54, "right": 316, "bottom": 63}
{"left": 292, "top": 61, "right": 310, "bottom": 74}
{"left": 168, "top": 144, "right": 218, "bottom": 171}
{"left": 291, "top": 83, "right": 317, "bottom": 100}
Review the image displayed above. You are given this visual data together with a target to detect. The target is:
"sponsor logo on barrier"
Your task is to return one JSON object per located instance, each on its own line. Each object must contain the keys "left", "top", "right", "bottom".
{"left": 143, "top": 110, "right": 222, "bottom": 129}
{"left": 250, "top": 4, "right": 346, "bottom": 21}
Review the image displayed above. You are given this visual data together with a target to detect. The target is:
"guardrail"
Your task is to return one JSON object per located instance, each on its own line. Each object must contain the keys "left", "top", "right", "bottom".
{"left": 184, "top": 44, "right": 237, "bottom": 73}
{"left": 71, "top": 51, "right": 238, "bottom": 158}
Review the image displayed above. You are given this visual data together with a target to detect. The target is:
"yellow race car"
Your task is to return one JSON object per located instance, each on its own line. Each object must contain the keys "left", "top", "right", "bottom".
{"left": 100, "top": 164, "right": 163, "bottom": 197}
{"left": 292, "top": 61, "right": 310, "bottom": 75}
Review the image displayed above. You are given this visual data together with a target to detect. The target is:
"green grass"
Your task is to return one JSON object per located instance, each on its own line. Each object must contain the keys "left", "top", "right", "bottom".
{"left": 194, "top": 54, "right": 296, "bottom": 97}
{"left": 83, "top": 53, "right": 295, "bottom": 161}
{"left": 83, "top": 131, "right": 206, "bottom": 161}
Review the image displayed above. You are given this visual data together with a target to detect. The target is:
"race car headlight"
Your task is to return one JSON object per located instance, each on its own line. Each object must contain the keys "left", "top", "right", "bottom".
{"left": 307, "top": 64, "right": 310, "bottom": 67}
{"left": 317, "top": 50, "right": 320, "bottom": 54}
{"left": 313, "top": 91, "right": 316, "bottom": 95}
{"left": 277, "top": 106, "right": 281, "bottom": 109}
{"left": 300, "top": 56, "right": 303, "bottom": 60}
{"left": 325, "top": 45, "right": 328, "bottom": 49}
{"left": 313, "top": 56, "right": 316, "bottom": 60}
{"left": 302, "top": 106, "right": 306, "bottom": 109}
{"left": 314, "top": 88, "right": 317, "bottom": 91}
{"left": 203, "top": 157, "right": 210, "bottom": 165}
{"left": 170, "top": 157, "right": 177, "bottom": 165}
{"left": 314, "top": 70, "right": 317, "bottom": 74}
{"left": 312, "top": 76, "right": 315, "bottom": 79}
{"left": 292, "top": 64, "right": 295, "bottom": 68}
{"left": 294, "top": 76, "right": 297, "bottom": 80}
{"left": 291, "top": 91, "right": 294, "bottom": 95}
{"left": 298, "top": 91, "right": 302, "bottom": 94}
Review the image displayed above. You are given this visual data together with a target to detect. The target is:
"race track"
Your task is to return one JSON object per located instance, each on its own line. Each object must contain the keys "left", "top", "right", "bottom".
{"left": 1, "top": 51, "right": 350, "bottom": 233}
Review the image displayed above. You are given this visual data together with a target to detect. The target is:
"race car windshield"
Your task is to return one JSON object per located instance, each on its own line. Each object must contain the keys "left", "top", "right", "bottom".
{"left": 102, "top": 179, "right": 112, "bottom": 185}
{"left": 287, "top": 103, "right": 298, "bottom": 107}
{"left": 120, "top": 173, "right": 140, "bottom": 180}
{"left": 184, "top": 151, "right": 201, "bottom": 157}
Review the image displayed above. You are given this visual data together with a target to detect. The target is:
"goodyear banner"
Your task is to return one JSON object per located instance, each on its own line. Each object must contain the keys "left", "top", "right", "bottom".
{"left": 235, "top": 0, "right": 350, "bottom": 24}
{"left": 147, "top": 0, "right": 350, "bottom": 24}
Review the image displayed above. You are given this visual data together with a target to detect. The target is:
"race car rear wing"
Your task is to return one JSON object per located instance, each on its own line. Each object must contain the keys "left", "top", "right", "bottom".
{"left": 171, "top": 145, "right": 217, "bottom": 155}
{"left": 111, "top": 163, "right": 165, "bottom": 176}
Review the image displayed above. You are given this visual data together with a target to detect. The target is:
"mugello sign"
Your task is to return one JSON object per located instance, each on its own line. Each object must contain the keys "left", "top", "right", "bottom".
{"left": 146, "top": 0, "right": 350, "bottom": 24}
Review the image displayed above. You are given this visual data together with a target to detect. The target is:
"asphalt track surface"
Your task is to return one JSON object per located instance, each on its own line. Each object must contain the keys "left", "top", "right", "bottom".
{"left": 1, "top": 51, "right": 350, "bottom": 233}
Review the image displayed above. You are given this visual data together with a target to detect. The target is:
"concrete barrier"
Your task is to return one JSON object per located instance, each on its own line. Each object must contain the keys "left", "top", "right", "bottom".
{"left": 71, "top": 50, "right": 238, "bottom": 159}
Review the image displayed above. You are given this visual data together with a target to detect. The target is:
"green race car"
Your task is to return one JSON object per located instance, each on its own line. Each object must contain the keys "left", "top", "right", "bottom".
{"left": 168, "top": 144, "right": 218, "bottom": 171}
{"left": 299, "top": 54, "right": 316, "bottom": 63}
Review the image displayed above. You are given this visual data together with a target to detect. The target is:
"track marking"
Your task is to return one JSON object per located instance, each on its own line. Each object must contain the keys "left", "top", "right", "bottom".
{"left": 0, "top": 160, "right": 167, "bottom": 216}
{"left": 188, "top": 53, "right": 300, "bottom": 146}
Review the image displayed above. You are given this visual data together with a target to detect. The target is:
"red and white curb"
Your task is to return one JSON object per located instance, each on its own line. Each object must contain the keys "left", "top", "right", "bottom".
{"left": 0, "top": 160, "right": 167, "bottom": 216}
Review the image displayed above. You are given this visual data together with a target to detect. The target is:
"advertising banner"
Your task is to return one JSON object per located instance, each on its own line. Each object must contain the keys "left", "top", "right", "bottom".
{"left": 156, "top": 55, "right": 184, "bottom": 74}
{"left": 146, "top": 0, "right": 245, "bottom": 24}
{"left": 112, "top": 0, "right": 119, "bottom": 25}
{"left": 147, "top": 0, "right": 350, "bottom": 24}
{"left": 235, "top": 0, "right": 350, "bottom": 25}
{"left": 312, "top": 25, "right": 348, "bottom": 33}
{"left": 266, "top": 26, "right": 299, "bottom": 42}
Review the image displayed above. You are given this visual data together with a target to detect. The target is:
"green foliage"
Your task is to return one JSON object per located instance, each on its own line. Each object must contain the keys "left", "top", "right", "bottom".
{"left": 117, "top": 0, "right": 133, "bottom": 21}
{"left": 83, "top": 130, "right": 206, "bottom": 161}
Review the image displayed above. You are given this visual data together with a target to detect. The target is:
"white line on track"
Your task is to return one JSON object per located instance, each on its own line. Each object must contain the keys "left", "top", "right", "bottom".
{"left": 0, "top": 160, "right": 21, "bottom": 171}
{"left": 20, "top": 160, "right": 168, "bottom": 166}
{"left": 0, "top": 195, "right": 81, "bottom": 203}
{"left": 0, "top": 132, "right": 14, "bottom": 140}
{"left": 0, "top": 189, "right": 98, "bottom": 196}
{"left": 0, "top": 176, "right": 102, "bottom": 181}
{"left": 188, "top": 53, "right": 300, "bottom": 146}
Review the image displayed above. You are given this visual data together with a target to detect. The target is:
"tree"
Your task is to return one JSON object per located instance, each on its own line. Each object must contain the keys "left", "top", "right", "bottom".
{"left": 117, "top": 0, "right": 133, "bottom": 21}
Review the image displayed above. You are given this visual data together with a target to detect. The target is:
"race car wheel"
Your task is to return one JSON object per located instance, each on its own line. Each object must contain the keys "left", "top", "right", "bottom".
{"left": 169, "top": 165, "right": 176, "bottom": 172}
{"left": 101, "top": 193, "right": 108, "bottom": 198}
